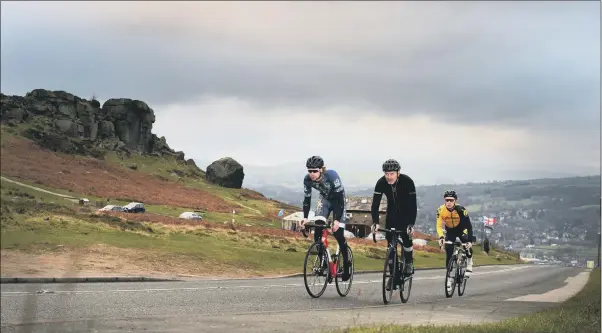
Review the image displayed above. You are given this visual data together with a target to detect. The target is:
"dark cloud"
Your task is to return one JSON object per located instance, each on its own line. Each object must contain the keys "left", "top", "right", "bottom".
{"left": 0, "top": 1, "right": 599, "bottom": 132}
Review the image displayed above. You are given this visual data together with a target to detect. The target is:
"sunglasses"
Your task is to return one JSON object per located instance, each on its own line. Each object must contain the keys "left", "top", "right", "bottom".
{"left": 307, "top": 169, "right": 320, "bottom": 173}
{"left": 444, "top": 198, "right": 455, "bottom": 202}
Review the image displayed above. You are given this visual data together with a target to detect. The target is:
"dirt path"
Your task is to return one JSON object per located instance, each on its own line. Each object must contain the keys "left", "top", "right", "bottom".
{"left": 235, "top": 201, "right": 262, "bottom": 215}
{"left": 1, "top": 175, "right": 198, "bottom": 218}
{"left": 1, "top": 176, "right": 78, "bottom": 200}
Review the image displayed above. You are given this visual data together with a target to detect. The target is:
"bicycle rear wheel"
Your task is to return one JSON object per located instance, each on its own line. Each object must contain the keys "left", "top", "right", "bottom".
{"left": 457, "top": 256, "right": 467, "bottom": 296}
{"left": 382, "top": 246, "right": 396, "bottom": 304}
{"left": 335, "top": 246, "right": 354, "bottom": 297}
{"left": 303, "top": 242, "right": 329, "bottom": 298}
{"left": 444, "top": 255, "right": 457, "bottom": 298}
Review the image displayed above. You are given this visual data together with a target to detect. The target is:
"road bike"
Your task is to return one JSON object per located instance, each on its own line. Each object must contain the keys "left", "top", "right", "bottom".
{"left": 442, "top": 236, "right": 475, "bottom": 298}
{"left": 372, "top": 227, "right": 413, "bottom": 304}
{"left": 301, "top": 216, "right": 354, "bottom": 298}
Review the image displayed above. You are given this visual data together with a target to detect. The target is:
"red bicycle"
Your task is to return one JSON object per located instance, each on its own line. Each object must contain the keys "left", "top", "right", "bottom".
{"left": 301, "top": 216, "right": 354, "bottom": 298}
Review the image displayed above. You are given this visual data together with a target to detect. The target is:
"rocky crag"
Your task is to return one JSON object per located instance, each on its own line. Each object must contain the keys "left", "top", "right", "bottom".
{"left": 1, "top": 89, "right": 245, "bottom": 188}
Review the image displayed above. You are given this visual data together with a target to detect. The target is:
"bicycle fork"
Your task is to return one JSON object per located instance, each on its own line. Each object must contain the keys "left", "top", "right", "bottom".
{"left": 392, "top": 237, "right": 407, "bottom": 278}
{"left": 326, "top": 247, "right": 342, "bottom": 281}
{"left": 318, "top": 229, "right": 341, "bottom": 280}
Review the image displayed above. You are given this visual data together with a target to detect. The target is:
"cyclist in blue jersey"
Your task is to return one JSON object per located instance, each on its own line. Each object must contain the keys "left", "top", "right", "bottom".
{"left": 299, "top": 156, "right": 351, "bottom": 281}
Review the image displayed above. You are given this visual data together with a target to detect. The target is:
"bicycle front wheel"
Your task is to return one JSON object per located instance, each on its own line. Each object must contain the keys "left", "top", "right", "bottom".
{"left": 399, "top": 256, "right": 412, "bottom": 303}
{"left": 382, "top": 247, "right": 396, "bottom": 304}
{"left": 335, "top": 246, "right": 354, "bottom": 297}
{"left": 457, "top": 256, "right": 467, "bottom": 297}
{"left": 444, "top": 255, "right": 457, "bottom": 298}
{"left": 303, "top": 242, "right": 329, "bottom": 298}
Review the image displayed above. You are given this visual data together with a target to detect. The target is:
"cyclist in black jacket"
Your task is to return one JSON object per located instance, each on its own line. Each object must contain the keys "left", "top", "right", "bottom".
{"left": 371, "top": 159, "right": 418, "bottom": 278}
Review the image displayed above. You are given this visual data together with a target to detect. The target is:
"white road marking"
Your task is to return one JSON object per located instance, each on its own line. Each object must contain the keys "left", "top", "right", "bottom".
{"left": 505, "top": 271, "right": 590, "bottom": 303}
{"left": 1, "top": 265, "right": 534, "bottom": 296}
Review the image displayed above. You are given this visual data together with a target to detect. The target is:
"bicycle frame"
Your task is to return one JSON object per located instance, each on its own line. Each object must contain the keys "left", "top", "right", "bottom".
{"left": 303, "top": 222, "right": 341, "bottom": 276}
{"left": 386, "top": 229, "right": 406, "bottom": 273}
{"left": 373, "top": 227, "right": 406, "bottom": 261}
{"left": 444, "top": 240, "right": 470, "bottom": 263}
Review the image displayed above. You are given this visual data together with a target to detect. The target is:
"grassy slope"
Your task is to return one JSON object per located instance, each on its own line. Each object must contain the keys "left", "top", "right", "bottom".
{"left": 104, "top": 151, "right": 294, "bottom": 226}
{"left": 0, "top": 185, "right": 521, "bottom": 277}
{"left": 0, "top": 125, "right": 298, "bottom": 226}
{"left": 0, "top": 125, "right": 522, "bottom": 277}
{"left": 332, "top": 268, "right": 601, "bottom": 333}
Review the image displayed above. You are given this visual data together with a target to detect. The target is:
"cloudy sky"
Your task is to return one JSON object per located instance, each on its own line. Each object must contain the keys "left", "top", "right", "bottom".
{"left": 1, "top": 1, "right": 600, "bottom": 186}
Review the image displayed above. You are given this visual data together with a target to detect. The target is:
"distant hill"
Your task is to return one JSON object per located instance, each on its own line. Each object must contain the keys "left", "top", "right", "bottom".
{"left": 247, "top": 176, "right": 601, "bottom": 240}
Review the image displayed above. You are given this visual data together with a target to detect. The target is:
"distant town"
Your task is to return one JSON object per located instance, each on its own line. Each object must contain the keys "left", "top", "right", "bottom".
{"left": 258, "top": 175, "right": 601, "bottom": 268}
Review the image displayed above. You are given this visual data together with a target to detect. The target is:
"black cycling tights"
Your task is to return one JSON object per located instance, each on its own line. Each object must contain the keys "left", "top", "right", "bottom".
{"left": 314, "top": 227, "right": 350, "bottom": 274}
{"left": 386, "top": 230, "right": 413, "bottom": 276}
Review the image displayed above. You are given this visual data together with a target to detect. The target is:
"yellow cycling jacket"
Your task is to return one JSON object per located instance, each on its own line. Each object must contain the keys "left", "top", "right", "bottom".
{"left": 435, "top": 204, "right": 472, "bottom": 239}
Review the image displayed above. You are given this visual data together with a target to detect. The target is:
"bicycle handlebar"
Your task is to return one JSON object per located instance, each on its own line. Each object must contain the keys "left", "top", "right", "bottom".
{"left": 372, "top": 227, "right": 404, "bottom": 243}
{"left": 440, "top": 240, "right": 472, "bottom": 251}
{"left": 300, "top": 222, "right": 332, "bottom": 238}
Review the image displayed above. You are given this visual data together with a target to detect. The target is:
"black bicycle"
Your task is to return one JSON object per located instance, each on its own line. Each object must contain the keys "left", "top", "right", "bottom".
{"left": 301, "top": 217, "right": 354, "bottom": 298}
{"left": 372, "top": 227, "right": 413, "bottom": 304}
{"left": 442, "top": 236, "right": 474, "bottom": 298}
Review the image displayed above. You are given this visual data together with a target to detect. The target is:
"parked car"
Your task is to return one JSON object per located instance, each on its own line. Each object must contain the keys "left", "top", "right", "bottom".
{"left": 179, "top": 212, "right": 202, "bottom": 220}
{"left": 97, "top": 205, "right": 124, "bottom": 212}
{"left": 122, "top": 202, "right": 145, "bottom": 213}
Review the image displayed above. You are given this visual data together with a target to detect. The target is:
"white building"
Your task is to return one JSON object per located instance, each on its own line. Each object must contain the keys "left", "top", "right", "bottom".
{"left": 282, "top": 211, "right": 315, "bottom": 230}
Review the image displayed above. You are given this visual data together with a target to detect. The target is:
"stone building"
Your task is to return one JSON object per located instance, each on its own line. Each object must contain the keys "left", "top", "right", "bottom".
{"left": 344, "top": 196, "right": 387, "bottom": 238}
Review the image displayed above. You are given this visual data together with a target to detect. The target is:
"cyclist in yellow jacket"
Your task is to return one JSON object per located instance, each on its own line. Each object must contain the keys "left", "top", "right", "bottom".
{"left": 436, "top": 190, "right": 474, "bottom": 291}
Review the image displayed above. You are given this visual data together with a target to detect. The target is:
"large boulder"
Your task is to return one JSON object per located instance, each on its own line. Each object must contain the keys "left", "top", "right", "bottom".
{"left": 205, "top": 157, "right": 245, "bottom": 189}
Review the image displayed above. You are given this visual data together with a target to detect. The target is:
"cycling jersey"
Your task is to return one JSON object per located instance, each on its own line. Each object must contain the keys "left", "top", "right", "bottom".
{"left": 435, "top": 204, "right": 473, "bottom": 240}
{"left": 371, "top": 174, "right": 417, "bottom": 228}
{"left": 303, "top": 169, "right": 346, "bottom": 223}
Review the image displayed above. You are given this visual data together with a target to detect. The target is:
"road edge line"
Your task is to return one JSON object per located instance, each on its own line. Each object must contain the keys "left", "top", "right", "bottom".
{"left": 0, "top": 263, "right": 529, "bottom": 284}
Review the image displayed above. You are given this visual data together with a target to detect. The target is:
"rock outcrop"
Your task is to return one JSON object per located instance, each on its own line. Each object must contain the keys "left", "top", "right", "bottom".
{"left": 0, "top": 89, "right": 250, "bottom": 189}
{"left": 0, "top": 89, "right": 182, "bottom": 159}
{"left": 206, "top": 157, "right": 245, "bottom": 189}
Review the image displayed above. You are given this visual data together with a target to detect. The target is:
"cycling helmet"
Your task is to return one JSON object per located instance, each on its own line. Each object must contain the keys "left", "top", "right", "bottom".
{"left": 306, "top": 156, "right": 324, "bottom": 169}
{"left": 382, "top": 159, "right": 401, "bottom": 172}
{"left": 443, "top": 190, "right": 457, "bottom": 199}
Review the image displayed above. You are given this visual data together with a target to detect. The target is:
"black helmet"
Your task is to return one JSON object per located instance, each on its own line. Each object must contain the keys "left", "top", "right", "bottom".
{"left": 382, "top": 159, "right": 401, "bottom": 172}
{"left": 306, "top": 156, "right": 324, "bottom": 169}
{"left": 443, "top": 190, "right": 457, "bottom": 199}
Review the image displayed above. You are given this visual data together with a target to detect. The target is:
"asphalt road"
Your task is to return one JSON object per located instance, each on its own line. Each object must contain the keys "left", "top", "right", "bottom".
{"left": 0, "top": 265, "right": 588, "bottom": 333}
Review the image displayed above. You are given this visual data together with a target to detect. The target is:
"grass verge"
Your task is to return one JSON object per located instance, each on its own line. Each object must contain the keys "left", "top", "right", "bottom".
{"left": 332, "top": 268, "right": 601, "bottom": 333}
